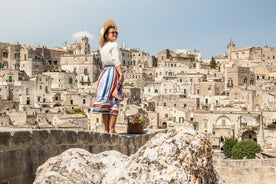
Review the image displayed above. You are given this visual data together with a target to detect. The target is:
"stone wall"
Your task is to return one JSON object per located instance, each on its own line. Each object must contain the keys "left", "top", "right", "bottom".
{"left": 213, "top": 158, "right": 276, "bottom": 184}
{"left": 0, "top": 129, "right": 160, "bottom": 184}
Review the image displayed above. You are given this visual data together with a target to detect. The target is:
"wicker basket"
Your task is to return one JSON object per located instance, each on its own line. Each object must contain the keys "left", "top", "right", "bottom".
{"left": 127, "top": 122, "right": 144, "bottom": 134}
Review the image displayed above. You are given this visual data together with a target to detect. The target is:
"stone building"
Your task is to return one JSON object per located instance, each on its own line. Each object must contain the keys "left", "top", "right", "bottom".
{"left": 0, "top": 68, "right": 29, "bottom": 85}
{"left": 157, "top": 48, "right": 200, "bottom": 63}
{"left": 119, "top": 46, "right": 132, "bottom": 66}
{"left": 33, "top": 74, "right": 53, "bottom": 108}
{"left": 60, "top": 37, "right": 101, "bottom": 88}
{"left": 225, "top": 40, "right": 276, "bottom": 63}
{"left": 130, "top": 48, "right": 157, "bottom": 68}
{"left": 0, "top": 42, "right": 21, "bottom": 70}
{"left": 20, "top": 45, "right": 68, "bottom": 77}
{"left": 252, "top": 64, "right": 276, "bottom": 81}
{"left": 228, "top": 87, "right": 256, "bottom": 111}
{"left": 225, "top": 65, "right": 255, "bottom": 90}
{"left": 255, "top": 82, "right": 276, "bottom": 111}
{"left": 124, "top": 67, "right": 145, "bottom": 88}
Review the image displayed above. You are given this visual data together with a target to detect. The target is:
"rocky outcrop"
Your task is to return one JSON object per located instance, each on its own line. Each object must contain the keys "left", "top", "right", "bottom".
{"left": 34, "top": 128, "right": 225, "bottom": 184}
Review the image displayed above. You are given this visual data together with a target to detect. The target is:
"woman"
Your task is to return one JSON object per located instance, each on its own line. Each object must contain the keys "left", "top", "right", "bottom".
{"left": 92, "top": 19, "right": 124, "bottom": 134}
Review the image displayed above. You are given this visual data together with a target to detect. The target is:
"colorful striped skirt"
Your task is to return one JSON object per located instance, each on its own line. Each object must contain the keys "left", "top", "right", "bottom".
{"left": 92, "top": 66, "right": 120, "bottom": 115}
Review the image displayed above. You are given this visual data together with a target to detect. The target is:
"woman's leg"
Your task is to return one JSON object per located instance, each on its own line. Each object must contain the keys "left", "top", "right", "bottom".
{"left": 109, "top": 115, "right": 117, "bottom": 133}
{"left": 102, "top": 114, "right": 110, "bottom": 133}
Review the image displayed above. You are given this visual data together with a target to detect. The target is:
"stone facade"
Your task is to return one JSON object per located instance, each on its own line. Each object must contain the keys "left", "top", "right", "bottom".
{"left": 213, "top": 158, "right": 276, "bottom": 184}
{"left": 0, "top": 42, "right": 21, "bottom": 70}
{"left": 226, "top": 40, "right": 276, "bottom": 63}
{"left": 60, "top": 37, "right": 101, "bottom": 88}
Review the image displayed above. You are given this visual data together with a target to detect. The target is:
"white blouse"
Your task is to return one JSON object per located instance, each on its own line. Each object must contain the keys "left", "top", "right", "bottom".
{"left": 100, "top": 41, "right": 121, "bottom": 67}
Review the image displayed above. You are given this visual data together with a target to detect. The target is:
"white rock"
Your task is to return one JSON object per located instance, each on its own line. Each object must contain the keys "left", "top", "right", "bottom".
{"left": 34, "top": 128, "right": 225, "bottom": 184}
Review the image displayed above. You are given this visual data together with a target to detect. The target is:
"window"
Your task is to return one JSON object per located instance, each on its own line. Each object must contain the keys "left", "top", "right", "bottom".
{"left": 164, "top": 102, "right": 166, "bottom": 107}
{"left": 84, "top": 68, "right": 88, "bottom": 75}
{"left": 228, "top": 79, "right": 233, "bottom": 87}
{"left": 184, "top": 89, "right": 186, "bottom": 94}
{"left": 14, "top": 53, "right": 20, "bottom": 59}
{"left": 45, "top": 86, "right": 48, "bottom": 92}
{"left": 69, "top": 78, "right": 73, "bottom": 84}
{"left": 154, "top": 89, "right": 158, "bottom": 93}
{"left": 2, "top": 51, "right": 8, "bottom": 58}
{"left": 180, "top": 79, "right": 182, "bottom": 82}
{"left": 83, "top": 99, "right": 86, "bottom": 104}
{"left": 96, "top": 118, "right": 99, "bottom": 123}
{"left": 26, "top": 88, "right": 29, "bottom": 95}
{"left": 221, "top": 119, "right": 226, "bottom": 126}
{"left": 70, "top": 100, "right": 73, "bottom": 104}
{"left": 205, "top": 98, "right": 208, "bottom": 105}
{"left": 8, "top": 76, "right": 12, "bottom": 82}
{"left": 204, "top": 121, "right": 208, "bottom": 129}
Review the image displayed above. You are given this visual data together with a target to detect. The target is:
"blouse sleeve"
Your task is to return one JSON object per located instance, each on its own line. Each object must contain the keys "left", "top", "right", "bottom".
{"left": 111, "top": 42, "right": 121, "bottom": 66}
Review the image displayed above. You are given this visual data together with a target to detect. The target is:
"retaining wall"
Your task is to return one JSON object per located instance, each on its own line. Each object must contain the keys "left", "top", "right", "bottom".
{"left": 0, "top": 129, "right": 160, "bottom": 184}
{"left": 213, "top": 158, "right": 276, "bottom": 184}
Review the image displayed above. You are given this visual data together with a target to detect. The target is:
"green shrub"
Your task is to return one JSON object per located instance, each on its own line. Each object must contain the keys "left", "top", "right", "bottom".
{"left": 231, "top": 140, "right": 262, "bottom": 159}
{"left": 66, "top": 108, "right": 86, "bottom": 115}
{"left": 267, "top": 123, "right": 276, "bottom": 129}
{"left": 222, "top": 138, "right": 238, "bottom": 158}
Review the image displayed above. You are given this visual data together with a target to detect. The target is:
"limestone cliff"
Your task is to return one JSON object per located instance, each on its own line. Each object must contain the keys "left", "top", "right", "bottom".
{"left": 34, "top": 128, "right": 225, "bottom": 184}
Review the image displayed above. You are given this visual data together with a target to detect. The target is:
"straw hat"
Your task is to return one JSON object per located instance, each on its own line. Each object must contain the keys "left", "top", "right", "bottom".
{"left": 98, "top": 19, "right": 118, "bottom": 47}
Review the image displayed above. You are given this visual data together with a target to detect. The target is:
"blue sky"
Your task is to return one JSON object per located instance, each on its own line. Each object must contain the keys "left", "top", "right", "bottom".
{"left": 0, "top": 0, "right": 275, "bottom": 58}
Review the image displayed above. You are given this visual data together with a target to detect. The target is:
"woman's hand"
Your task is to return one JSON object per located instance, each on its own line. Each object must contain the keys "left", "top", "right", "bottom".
{"left": 115, "top": 65, "right": 124, "bottom": 84}
{"left": 118, "top": 75, "right": 124, "bottom": 84}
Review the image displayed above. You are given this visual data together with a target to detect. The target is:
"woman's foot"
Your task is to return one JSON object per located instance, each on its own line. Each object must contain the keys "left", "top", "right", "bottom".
{"left": 109, "top": 129, "right": 117, "bottom": 134}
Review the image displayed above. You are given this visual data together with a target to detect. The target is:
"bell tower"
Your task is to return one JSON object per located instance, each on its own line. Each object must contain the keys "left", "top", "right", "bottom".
{"left": 81, "top": 36, "right": 91, "bottom": 55}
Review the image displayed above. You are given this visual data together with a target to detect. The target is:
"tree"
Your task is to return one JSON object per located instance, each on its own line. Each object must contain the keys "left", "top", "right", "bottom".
{"left": 231, "top": 140, "right": 262, "bottom": 159}
{"left": 209, "top": 57, "right": 217, "bottom": 69}
{"left": 222, "top": 138, "right": 238, "bottom": 158}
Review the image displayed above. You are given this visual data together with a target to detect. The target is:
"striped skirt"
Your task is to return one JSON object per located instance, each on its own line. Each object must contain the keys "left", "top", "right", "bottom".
{"left": 92, "top": 66, "right": 120, "bottom": 115}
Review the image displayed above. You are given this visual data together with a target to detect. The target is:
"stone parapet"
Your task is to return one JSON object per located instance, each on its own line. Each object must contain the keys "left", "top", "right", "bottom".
{"left": 0, "top": 129, "right": 162, "bottom": 184}
{"left": 213, "top": 158, "right": 276, "bottom": 184}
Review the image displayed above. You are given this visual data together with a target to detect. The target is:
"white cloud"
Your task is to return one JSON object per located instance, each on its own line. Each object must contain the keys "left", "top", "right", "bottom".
{"left": 72, "top": 31, "right": 94, "bottom": 40}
